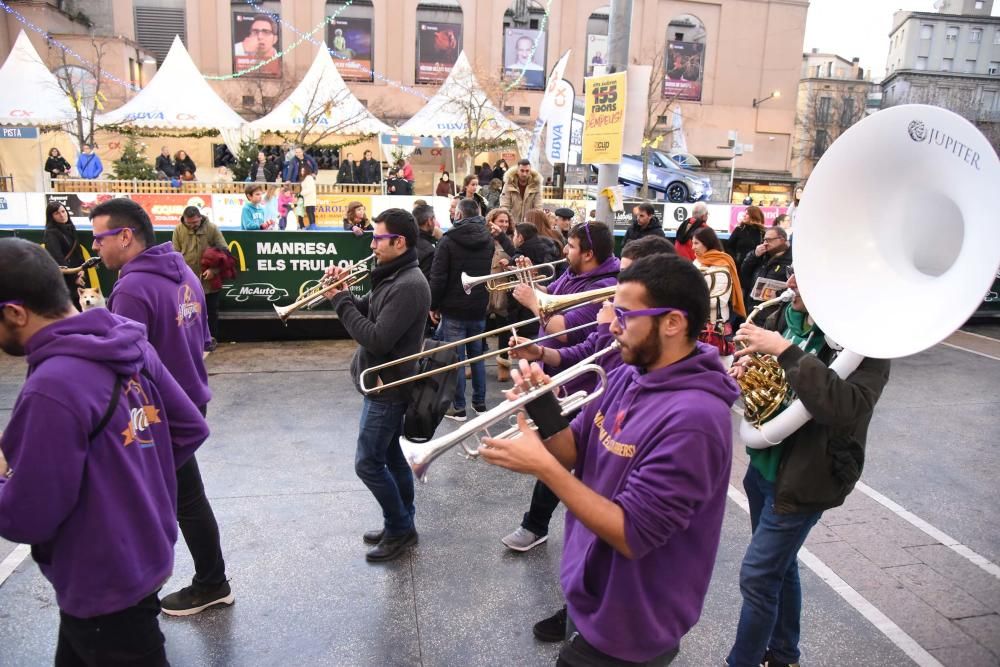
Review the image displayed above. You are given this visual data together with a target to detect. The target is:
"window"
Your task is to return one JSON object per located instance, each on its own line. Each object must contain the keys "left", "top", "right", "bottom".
{"left": 503, "top": 105, "right": 514, "bottom": 114}
{"left": 518, "top": 106, "right": 531, "bottom": 116}
{"left": 502, "top": 0, "right": 549, "bottom": 90}
{"left": 975, "top": 0, "right": 984, "bottom": 8}
{"left": 415, "top": 0, "right": 463, "bottom": 84}
{"left": 664, "top": 13, "right": 707, "bottom": 102}
{"left": 965, "top": 59, "right": 977, "bottom": 74}
{"left": 942, "top": 58, "right": 953, "bottom": 71}
{"left": 585, "top": 6, "right": 610, "bottom": 77}
{"left": 242, "top": 95, "right": 255, "bottom": 106}
{"left": 946, "top": 26, "right": 959, "bottom": 41}
{"left": 994, "top": 31, "right": 1000, "bottom": 45}
{"left": 920, "top": 25, "right": 933, "bottom": 40}
{"left": 917, "top": 57, "right": 928, "bottom": 70}
{"left": 816, "top": 96, "right": 832, "bottom": 124}
{"left": 841, "top": 97, "right": 856, "bottom": 127}
{"left": 989, "top": 62, "right": 999, "bottom": 75}
{"left": 326, "top": 1, "right": 376, "bottom": 83}
{"left": 813, "top": 130, "right": 829, "bottom": 158}
{"left": 134, "top": 6, "right": 187, "bottom": 65}
{"left": 970, "top": 28, "right": 982, "bottom": 43}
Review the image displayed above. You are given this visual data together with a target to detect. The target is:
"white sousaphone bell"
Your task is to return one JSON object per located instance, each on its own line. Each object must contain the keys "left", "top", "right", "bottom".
{"left": 740, "top": 104, "right": 1000, "bottom": 448}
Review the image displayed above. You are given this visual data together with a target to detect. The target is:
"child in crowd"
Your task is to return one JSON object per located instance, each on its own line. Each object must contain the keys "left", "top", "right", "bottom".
{"left": 240, "top": 184, "right": 275, "bottom": 230}
{"left": 294, "top": 192, "right": 306, "bottom": 230}
{"left": 277, "top": 184, "right": 295, "bottom": 231}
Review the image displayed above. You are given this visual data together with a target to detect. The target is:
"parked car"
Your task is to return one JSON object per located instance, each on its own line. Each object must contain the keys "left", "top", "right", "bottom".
{"left": 589, "top": 151, "right": 712, "bottom": 203}
{"left": 665, "top": 151, "right": 702, "bottom": 169}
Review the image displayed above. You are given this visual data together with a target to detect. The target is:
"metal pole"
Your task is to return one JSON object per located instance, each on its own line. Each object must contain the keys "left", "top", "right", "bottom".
{"left": 730, "top": 148, "right": 737, "bottom": 204}
{"left": 595, "top": 0, "right": 633, "bottom": 224}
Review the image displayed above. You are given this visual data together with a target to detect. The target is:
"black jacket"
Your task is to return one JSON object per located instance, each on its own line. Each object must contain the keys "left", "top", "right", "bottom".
{"left": 45, "top": 155, "right": 71, "bottom": 178}
{"left": 175, "top": 156, "right": 196, "bottom": 176}
{"left": 622, "top": 216, "right": 666, "bottom": 245}
{"left": 358, "top": 157, "right": 381, "bottom": 184}
{"left": 496, "top": 233, "right": 562, "bottom": 267}
{"left": 387, "top": 177, "right": 411, "bottom": 195}
{"left": 416, "top": 230, "right": 437, "bottom": 284}
{"left": 741, "top": 247, "right": 793, "bottom": 308}
{"left": 773, "top": 344, "right": 891, "bottom": 513}
{"left": 337, "top": 160, "right": 356, "bottom": 184}
{"left": 429, "top": 216, "right": 495, "bottom": 319}
{"left": 330, "top": 248, "right": 430, "bottom": 403}
{"left": 155, "top": 155, "right": 177, "bottom": 178}
{"left": 249, "top": 159, "right": 279, "bottom": 183}
{"left": 726, "top": 223, "right": 765, "bottom": 270}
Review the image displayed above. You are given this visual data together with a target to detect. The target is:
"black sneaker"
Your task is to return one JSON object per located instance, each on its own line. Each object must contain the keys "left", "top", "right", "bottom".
{"left": 444, "top": 407, "right": 467, "bottom": 422}
{"left": 161, "top": 581, "right": 234, "bottom": 617}
{"left": 763, "top": 650, "right": 799, "bottom": 667}
{"left": 472, "top": 402, "right": 487, "bottom": 413}
{"left": 363, "top": 528, "right": 384, "bottom": 545}
{"left": 532, "top": 606, "right": 567, "bottom": 642}
{"left": 366, "top": 529, "right": 419, "bottom": 563}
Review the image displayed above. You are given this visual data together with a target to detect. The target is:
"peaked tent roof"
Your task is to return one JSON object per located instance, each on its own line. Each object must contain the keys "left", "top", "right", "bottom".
{"left": 399, "top": 52, "right": 527, "bottom": 144}
{"left": 250, "top": 45, "right": 391, "bottom": 135}
{"left": 0, "top": 31, "right": 77, "bottom": 126}
{"left": 96, "top": 36, "right": 244, "bottom": 130}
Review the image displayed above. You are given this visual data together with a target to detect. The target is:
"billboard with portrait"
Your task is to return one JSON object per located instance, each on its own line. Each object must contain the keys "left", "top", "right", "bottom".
{"left": 663, "top": 41, "right": 704, "bottom": 101}
{"left": 585, "top": 34, "right": 608, "bottom": 77}
{"left": 503, "top": 28, "right": 546, "bottom": 90}
{"left": 416, "top": 21, "right": 462, "bottom": 84}
{"left": 327, "top": 17, "right": 373, "bottom": 82}
{"left": 233, "top": 12, "right": 282, "bottom": 78}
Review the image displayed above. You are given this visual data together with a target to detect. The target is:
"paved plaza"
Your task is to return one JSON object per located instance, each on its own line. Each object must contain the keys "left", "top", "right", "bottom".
{"left": 1, "top": 326, "right": 998, "bottom": 666}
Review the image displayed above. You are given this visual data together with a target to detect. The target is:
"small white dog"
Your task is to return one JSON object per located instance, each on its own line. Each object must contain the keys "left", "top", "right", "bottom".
{"left": 78, "top": 287, "right": 106, "bottom": 311}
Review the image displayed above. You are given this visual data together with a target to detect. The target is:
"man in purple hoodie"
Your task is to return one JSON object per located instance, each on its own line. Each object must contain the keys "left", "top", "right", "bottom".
{"left": 89, "top": 198, "right": 233, "bottom": 617}
{"left": 482, "top": 255, "right": 739, "bottom": 665}
{"left": 0, "top": 238, "right": 208, "bottom": 664}
{"left": 502, "top": 221, "right": 620, "bottom": 553}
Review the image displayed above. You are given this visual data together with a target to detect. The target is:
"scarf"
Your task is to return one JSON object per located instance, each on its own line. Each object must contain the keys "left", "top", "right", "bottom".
{"left": 698, "top": 250, "right": 746, "bottom": 317}
{"left": 782, "top": 307, "right": 825, "bottom": 356}
{"left": 675, "top": 217, "right": 705, "bottom": 245}
{"left": 370, "top": 247, "right": 417, "bottom": 287}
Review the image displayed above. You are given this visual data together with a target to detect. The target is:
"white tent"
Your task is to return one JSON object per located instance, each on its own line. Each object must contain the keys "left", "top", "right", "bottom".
{"left": 399, "top": 52, "right": 528, "bottom": 154}
{"left": 250, "top": 44, "right": 391, "bottom": 135}
{"left": 96, "top": 36, "right": 244, "bottom": 132}
{"left": 0, "top": 31, "right": 77, "bottom": 126}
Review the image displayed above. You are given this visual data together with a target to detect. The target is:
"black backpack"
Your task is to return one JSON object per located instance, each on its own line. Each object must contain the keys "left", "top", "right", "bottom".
{"left": 403, "top": 340, "right": 460, "bottom": 442}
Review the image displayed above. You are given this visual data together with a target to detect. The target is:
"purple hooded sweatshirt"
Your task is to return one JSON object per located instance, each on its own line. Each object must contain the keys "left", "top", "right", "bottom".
{"left": 109, "top": 242, "right": 212, "bottom": 407}
{"left": 553, "top": 323, "right": 622, "bottom": 394}
{"left": 0, "top": 309, "right": 208, "bottom": 618}
{"left": 563, "top": 342, "right": 740, "bottom": 662}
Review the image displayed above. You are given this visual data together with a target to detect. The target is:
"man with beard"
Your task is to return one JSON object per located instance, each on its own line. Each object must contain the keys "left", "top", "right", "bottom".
{"left": 500, "top": 159, "right": 544, "bottom": 224}
{"left": 482, "top": 255, "right": 738, "bottom": 665}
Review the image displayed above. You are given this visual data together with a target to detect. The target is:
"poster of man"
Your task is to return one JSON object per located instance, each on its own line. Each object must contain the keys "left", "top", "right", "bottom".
{"left": 233, "top": 12, "right": 282, "bottom": 77}
{"left": 416, "top": 21, "right": 462, "bottom": 84}
{"left": 585, "top": 33, "right": 608, "bottom": 76}
{"left": 327, "top": 17, "right": 374, "bottom": 82}
{"left": 503, "top": 28, "right": 546, "bottom": 89}
{"left": 663, "top": 41, "right": 704, "bottom": 101}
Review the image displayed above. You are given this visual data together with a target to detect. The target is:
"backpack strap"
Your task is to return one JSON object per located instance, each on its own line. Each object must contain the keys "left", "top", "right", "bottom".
{"left": 89, "top": 375, "right": 123, "bottom": 441}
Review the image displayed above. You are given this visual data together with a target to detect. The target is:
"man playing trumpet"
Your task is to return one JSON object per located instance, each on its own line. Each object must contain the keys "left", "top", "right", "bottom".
{"left": 482, "top": 256, "right": 739, "bottom": 665}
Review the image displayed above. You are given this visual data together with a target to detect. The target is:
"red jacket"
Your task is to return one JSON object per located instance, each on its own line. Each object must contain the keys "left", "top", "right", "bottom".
{"left": 200, "top": 247, "right": 238, "bottom": 291}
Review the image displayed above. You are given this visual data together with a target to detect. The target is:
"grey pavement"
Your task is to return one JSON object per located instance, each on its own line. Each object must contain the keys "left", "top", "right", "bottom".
{"left": 0, "top": 335, "right": 998, "bottom": 666}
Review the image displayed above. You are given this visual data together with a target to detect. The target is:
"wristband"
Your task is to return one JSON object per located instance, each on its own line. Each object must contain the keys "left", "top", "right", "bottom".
{"left": 524, "top": 391, "right": 570, "bottom": 439}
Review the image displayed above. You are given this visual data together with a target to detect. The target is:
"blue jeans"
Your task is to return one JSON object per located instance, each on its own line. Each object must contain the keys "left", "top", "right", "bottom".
{"left": 435, "top": 316, "right": 486, "bottom": 410}
{"left": 354, "top": 398, "right": 415, "bottom": 537}
{"left": 727, "top": 466, "right": 822, "bottom": 667}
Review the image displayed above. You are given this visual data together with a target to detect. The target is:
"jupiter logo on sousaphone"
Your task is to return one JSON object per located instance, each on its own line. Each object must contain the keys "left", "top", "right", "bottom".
{"left": 907, "top": 120, "right": 927, "bottom": 142}
{"left": 906, "top": 117, "right": 982, "bottom": 170}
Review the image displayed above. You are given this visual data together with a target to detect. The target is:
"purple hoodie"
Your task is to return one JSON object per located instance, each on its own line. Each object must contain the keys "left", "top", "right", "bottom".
{"left": 542, "top": 254, "right": 619, "bottom": 350}
{"left": 563, "top": 342, "right": 740, "bottom": 662}
{"left": 0, "top": 309, "right": 208, "bottom": 618}
{"left": 109, "top": 242, "right": 212, "bottom": 407}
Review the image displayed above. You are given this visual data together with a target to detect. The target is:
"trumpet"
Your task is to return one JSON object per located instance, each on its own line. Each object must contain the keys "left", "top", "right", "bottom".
{"left": 60, "top": 256, "right": 101, "bottom": 275}
{"left": 359, "top": 284, "right": 618, "bottom": 394}
{"left": 273, "top": 253, "right": 373, "bottom": 323}
{"left": 461, "top": 259, "right": 567, "bottom": 294}
{"left": 400, "top": 343, "right": 618, "bottom": 482}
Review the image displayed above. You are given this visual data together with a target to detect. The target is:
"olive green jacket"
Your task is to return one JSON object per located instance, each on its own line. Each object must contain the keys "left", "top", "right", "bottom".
{"left": 171, "top": 219, "right": 227, "bottom": 293}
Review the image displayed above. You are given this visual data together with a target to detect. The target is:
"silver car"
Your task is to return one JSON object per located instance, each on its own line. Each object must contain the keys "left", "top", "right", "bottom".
{"left": 617, "top": 150, "right": 712, "bottom": 203}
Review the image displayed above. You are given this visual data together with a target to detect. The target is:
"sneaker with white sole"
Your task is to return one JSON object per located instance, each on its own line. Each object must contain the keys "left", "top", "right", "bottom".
{"left": 160, "top": 581, "right": 234, "bottom": 616}
{"left": 501, "top": 527, "right": 548, "bottom": 552}
{"left": 444, "top": 407, "right": 467, "bottom": 422}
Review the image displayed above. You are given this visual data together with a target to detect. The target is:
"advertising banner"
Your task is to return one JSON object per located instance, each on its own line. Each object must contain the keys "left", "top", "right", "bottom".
{"left": 545, "top": 80, "right": 575, "bottom": 165}
{"left": 528, "top": 49, "right": 572, "bottom": 166}
{"left": 582, "top": 71, "right": 627, "bottom": 165}
{"left": 416, "top": 21, "right": 462, "bottom": 84}
{"left": 233, "top": 12, "right": 282, "bottom": 78}
{"left": 316, "top": 194, "right": 373, "bottom": 228}
{"left": 585, "top": 34, "right": 608, "bottom": 77}
{"left": 327, "top": 17, "right": 373, "bottom": 82}
{"left": 663, "top": 41, "right": 704, "bottom": 102}
{"left": 503, "top": 28, "right": 546, "bottom": 90}
{"left": 728, "top": 206, "right": 788, "bottom": 232}
{"left": 131, "top": 194, "right": 214, "bottom": 227}
{"left": 44, "top": 193, "right": 123, "bottom": 226}
{"left": 0, "top": 192, "right": 42, "bottom": 228}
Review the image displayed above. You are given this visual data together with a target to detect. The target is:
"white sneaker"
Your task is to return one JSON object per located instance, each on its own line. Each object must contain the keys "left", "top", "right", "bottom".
{"left": 501, "top": 527, "right": 548, "bottom": 552}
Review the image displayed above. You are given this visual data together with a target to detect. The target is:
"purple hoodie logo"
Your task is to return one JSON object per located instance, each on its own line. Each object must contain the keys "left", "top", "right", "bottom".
{"left": 176, "top": 285, "right": 202, "bottom": 327}
{"left": 121, "top": 378, "right": 162, "bottom": 448}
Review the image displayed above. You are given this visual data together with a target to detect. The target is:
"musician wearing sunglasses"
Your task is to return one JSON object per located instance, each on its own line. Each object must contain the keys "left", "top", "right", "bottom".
{"left": 483, "top": 256, "right": 739, "bottom": 666}
{"left": 323, "top": 209, "right": 431, "bottom": 562}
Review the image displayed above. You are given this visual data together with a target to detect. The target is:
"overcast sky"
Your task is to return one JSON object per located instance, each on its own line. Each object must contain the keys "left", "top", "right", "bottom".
{"left": 803, "top": 0, "right": 1000, "bottom": 80}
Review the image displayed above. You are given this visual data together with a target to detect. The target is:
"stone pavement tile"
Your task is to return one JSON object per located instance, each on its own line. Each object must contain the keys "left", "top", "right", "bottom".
{"left": 830, "top": 521, "right": 924, "bottom": 568}
{"left": 806, "top": 540, "right": 893, "bottom": 592}
{"left": 862, "top": 584, "right": 972, "bottom": 650}
{"left": 956, "top": 615, "right": 1000, "bottom": 658}
{"left": 907, "top": 545, "right": 1000, "bottom": 615}
{"left": 804, "top": 523, "right": 840, "bottom": 545}
{"left": 930, "top": 642, "right": 1000, "bottom": 667}
{"left": 884, "top": 564, "right": 991, "bottom": 619}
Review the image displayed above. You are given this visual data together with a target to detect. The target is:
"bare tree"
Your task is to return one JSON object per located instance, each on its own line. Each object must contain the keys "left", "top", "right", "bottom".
{"left": 231, "top": 71, "right": 296, "bottom": 120}
{"left": 637, "top": 47, "right": 681, "bottom": 200}
{"left": 793, "top": 84, "right": 868, "bottom": 179}
{"left": 440, "top": 65, "right": 517, "bottom": 174}
{"left": 51, "top": 37, "right": 108, "bottom": 149}
{"left": 275, "top": 70, "right": 381, "bottom": 151}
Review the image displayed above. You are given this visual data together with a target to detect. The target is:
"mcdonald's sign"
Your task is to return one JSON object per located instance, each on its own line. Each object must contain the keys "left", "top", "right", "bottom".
{"left": 228, "top": 240, "right": 248, "bottom": 272}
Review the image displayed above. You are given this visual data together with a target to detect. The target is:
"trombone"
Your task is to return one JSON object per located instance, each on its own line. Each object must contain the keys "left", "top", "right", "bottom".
{"left": 359, "top": 284, "right": 619, "bottom": 394}
{"left": 461, "top": 259, "right": 567, "bottom": 294}
{"left": 273, "top": 253, "right": 373, "bottom": 323}
{"left": 400, "top": 343, "right": 619, "bottom": 482}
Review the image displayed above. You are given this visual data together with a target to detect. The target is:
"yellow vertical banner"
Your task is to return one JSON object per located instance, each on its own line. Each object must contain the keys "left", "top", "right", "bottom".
{"left": 582, "top": 71, "right": 627, "bottom": 165}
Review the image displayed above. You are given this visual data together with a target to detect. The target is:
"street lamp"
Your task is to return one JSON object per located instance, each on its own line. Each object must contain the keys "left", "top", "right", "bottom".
{"left": 752, "top": 90, "right": 781, "bottom": 108}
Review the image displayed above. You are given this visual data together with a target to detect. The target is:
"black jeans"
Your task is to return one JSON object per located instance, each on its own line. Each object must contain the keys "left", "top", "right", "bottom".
{"left": 204, "top": 291, "right": 221, "bottom": 341}
{"left": 55, "top": 592, "right": 168, "bottom": 667}
{"left": 306, "top": 205, "right": 316, "bottom": 227}
{"left": 175, "top": 404, "right": 227, "bottom": 589}
{"left": 521, "top": 479, "right": 561, "bottom": 536}
{"left": 558, "top": 616, "right": 678, "bottom": 667}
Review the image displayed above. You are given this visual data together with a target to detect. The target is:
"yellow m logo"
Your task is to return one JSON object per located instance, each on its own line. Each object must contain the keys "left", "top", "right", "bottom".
{"left": 227, "top": 241, "right": 247, "bottom": 272}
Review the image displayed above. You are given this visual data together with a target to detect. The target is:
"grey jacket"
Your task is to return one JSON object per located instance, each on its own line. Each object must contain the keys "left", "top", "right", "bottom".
{"left": 331, "top": 249, "right": 431, "bottom": 402}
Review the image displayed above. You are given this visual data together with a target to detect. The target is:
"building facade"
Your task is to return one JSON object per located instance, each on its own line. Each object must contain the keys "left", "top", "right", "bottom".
{"left": 0, "top": 0, "right": 808, "bottom": 197}
{"left": 881, "top": 0, "right": 1000, "bottom": 151}
{"left": 791, "top": 50, "right": 872, "bottom": 180}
